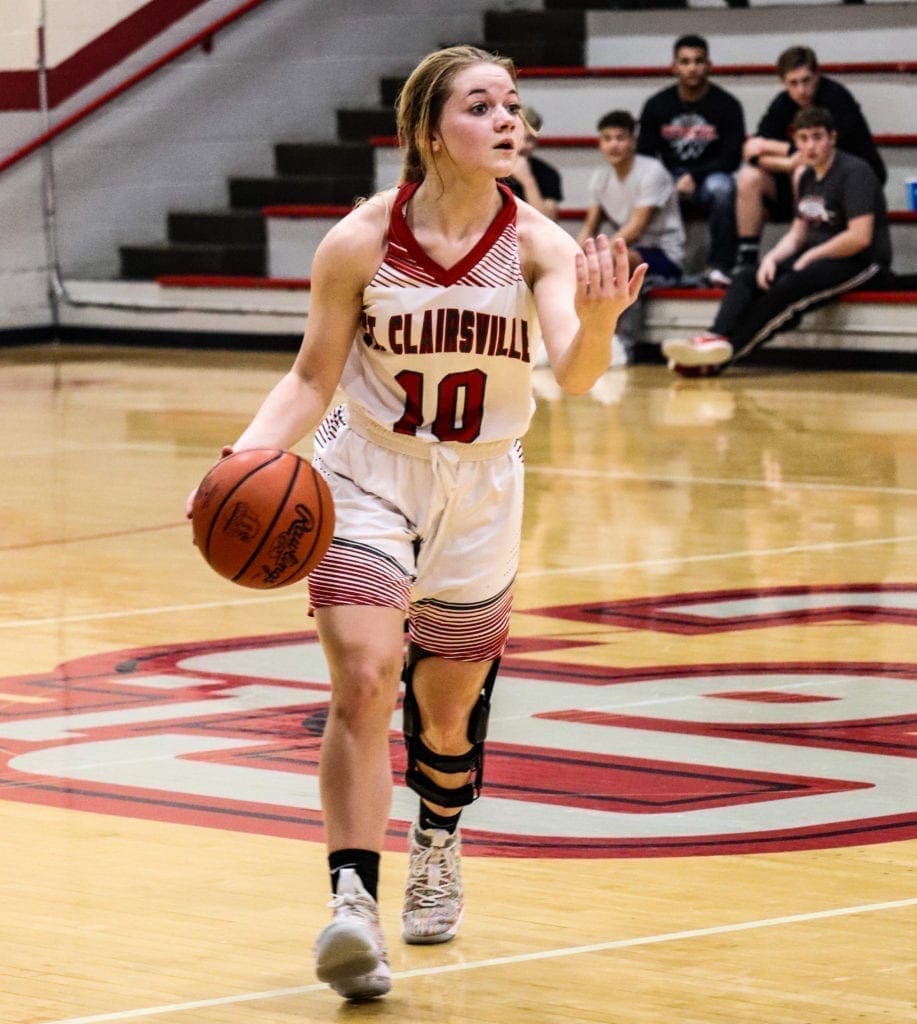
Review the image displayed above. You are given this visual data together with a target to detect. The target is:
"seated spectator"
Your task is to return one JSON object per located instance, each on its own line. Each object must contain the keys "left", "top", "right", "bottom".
{"left": 735, "top": 45, "right": 887, "bottom": 273}
{"left": 637, "top": 33, "right": 745, "bottom": 287}
{"left": 504, "top": 106, "right": 563, "bottom": 221}
{"left": 662, "top": 107, "right": 890, "bottom": 375}
{"left": 578, "top": 110, "right": 685, "bottom": 362}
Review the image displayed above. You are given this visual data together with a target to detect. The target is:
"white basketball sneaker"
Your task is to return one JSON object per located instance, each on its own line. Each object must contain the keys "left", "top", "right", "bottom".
{"left": 401, "top": 823, "right": 464, "bottom": 944}
{"left": 662, "top": 332, "right": 734, "bottom": 369}
{"left": 313, "top": 868, "right": 391, "bottom": 1000}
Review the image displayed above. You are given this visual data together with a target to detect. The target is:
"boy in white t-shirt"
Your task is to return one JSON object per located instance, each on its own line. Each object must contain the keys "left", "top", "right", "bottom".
{"left": 577, "top": 109, "right": 685, "bottom": 280}
{"left": 577, "top": 110, "right": 685, "bottom": 361}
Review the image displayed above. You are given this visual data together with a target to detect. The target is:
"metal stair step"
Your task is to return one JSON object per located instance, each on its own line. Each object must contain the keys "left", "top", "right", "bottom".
{"left": 229, "top": 175, "right": 373, "bottom": 207}
{"left": 167, "top": 211, "right": 266, "bottom": 244}
{"left": 119, "top": 243, "right": 266, "bottom": 280}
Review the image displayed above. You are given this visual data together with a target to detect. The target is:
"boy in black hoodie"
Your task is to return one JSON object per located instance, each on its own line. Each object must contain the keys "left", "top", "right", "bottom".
{"left": 638, "top": 34, "right": 745, "bottom": 286}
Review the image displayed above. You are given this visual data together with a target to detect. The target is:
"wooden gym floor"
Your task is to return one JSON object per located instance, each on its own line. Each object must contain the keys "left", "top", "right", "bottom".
{"left": 1, "top": 343, "right": 914, "bottom": 1024}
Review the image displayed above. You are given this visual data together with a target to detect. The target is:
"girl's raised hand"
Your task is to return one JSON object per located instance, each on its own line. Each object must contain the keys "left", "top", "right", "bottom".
{"left": 574, "top": 236, "right": 647, "bottom": 331}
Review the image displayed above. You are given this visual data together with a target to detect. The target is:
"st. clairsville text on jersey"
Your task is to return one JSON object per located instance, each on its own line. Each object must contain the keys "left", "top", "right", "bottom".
{"left": 341, "top": 180, "right": 540, "bottom": 446}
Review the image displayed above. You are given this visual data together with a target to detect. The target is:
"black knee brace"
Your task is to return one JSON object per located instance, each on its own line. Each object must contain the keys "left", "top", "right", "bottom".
{"left": 401, "top": 643, "right": 499, "bottom": 808}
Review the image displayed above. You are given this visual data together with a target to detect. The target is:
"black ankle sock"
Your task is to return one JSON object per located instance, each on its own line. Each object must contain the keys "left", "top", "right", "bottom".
{"left": 735, "top": 237, "right": 760, "bottom": 266}
{"left": 419, "top": 802, "right": 461, "bottom": 835}
{"left": 328, "top": 848, "right": 380, "bottom": 901}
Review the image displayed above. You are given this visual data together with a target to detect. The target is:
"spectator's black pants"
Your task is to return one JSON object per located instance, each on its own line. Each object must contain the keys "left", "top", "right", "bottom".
{"left": 712, "top": 255, "right": 882, "bottom": 363}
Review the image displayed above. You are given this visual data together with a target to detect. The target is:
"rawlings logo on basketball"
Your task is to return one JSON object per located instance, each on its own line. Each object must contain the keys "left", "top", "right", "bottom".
{"left": 191, "top": 449, "right": 334, "bottom": 589}
{"left": 261, "top": 503, "right": 317, "bottom": 583}
{"left": 0, "top": 585, "right": 913, "bottom": 858}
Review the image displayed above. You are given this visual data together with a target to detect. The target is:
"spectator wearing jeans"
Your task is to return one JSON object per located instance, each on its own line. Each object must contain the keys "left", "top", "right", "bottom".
{"left": 637, "top": 33, "right": 745, "bottom": 287}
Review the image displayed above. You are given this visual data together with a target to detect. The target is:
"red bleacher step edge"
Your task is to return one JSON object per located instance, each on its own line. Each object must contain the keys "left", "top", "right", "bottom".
{"left": 261, "top": 206, "right": 916, "bottom": 223}
{"left": 368, "top": 134, "right": 916, "bottom": 149}
{"left": 514, "top": 61, "right": 917, "bottom": 79}
{"left": 156, "top": 275, "right": 311, "bottom": 289}
{"left": 153, "top": 276, "right": 915, "bottom": 304}
{"left": 648, "top": 287, "right": 917, "bottom": 303}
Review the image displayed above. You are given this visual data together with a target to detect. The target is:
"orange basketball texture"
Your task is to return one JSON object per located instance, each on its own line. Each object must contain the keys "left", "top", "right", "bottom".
{"left": 191, "top": 449, "right": 334, "bottom": 589}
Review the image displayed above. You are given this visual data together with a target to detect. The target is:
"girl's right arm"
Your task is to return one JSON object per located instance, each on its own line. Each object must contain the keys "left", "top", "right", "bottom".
{"left": 232, "top": 199, "right": 388, "bottom": 453}
{"left": 186, "top": 197, "right": 388, "bottom": 516}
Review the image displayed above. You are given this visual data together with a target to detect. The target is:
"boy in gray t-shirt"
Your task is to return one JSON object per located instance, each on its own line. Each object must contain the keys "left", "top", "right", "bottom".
{"left": 663, "top": 106, "right": 890, "bottom": 374}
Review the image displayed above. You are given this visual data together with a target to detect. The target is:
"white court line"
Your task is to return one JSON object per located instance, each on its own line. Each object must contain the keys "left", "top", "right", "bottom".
{"left": 524, "top": 464, "right": 917, "bottom": 497}
{"left": 6, "top": 442, "right": 917, "bottom": 496}
{"left": 43, "top": 896, "right": 917, "bottom": 1024}
{"left": 515, "top": 532, "right": 917, "bottom": 580}
{"left": 1, "top": 533, "right": 914, "bottom": 630}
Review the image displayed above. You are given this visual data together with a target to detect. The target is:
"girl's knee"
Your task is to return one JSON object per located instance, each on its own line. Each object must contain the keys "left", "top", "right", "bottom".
{"left": 329, "top": 659, "right": 401, "bottom": 727}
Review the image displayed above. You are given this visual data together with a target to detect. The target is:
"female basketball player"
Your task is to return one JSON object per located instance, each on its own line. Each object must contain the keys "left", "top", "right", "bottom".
{"left": 188, "top": 45, "right": 645, "bottom": 1001}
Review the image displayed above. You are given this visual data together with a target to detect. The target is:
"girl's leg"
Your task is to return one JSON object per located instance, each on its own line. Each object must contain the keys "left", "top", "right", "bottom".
{"left": 315, "top": 603, "right": 407, "bottom": 854}
{"left": 400, "top": 653, "right": 496, "bottom": 945}
{"left": 312, "top": 603, "right": 405, "bottom": 1002}
{"left": 409, "top": 654, "right": 495, "bottom": 815}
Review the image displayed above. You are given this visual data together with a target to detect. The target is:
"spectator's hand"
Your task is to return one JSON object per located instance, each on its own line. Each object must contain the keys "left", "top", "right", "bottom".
{"left": 743, "top": 136, "right": 768, "bottom": 161}
{"left": 757, "top": 255, "right": 778, "bottom": 290}
{"left": 792, "top": 250, "right": 813, "bottom": 272}
{"left": 675, "top": 173, "right": 695, "bottom": 197}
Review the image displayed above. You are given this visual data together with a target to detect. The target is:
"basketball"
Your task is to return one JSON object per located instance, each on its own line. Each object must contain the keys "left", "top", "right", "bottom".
{"left": 191, "top": 448, "right": 334, "bottom": 589}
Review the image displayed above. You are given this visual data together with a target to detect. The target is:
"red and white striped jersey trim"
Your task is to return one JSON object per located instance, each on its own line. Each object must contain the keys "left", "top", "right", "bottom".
{"left": 374, "top": 180, "right": 522, "bottom": 290}
{"left": 373, "top": 223, "right": 523, "bottom": 290}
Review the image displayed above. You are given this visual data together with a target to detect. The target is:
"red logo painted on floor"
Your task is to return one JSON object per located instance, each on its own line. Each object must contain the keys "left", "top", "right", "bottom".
{"left": 0, "top": 584, "right": 914, "bottom": 857}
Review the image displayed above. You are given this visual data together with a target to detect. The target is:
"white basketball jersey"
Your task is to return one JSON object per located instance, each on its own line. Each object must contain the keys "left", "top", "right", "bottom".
{"left": 339, "top": 182, "right": 541, "bottom": 446}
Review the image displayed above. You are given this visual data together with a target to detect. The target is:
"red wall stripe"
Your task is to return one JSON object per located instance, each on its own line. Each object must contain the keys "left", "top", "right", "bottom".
{"left": 1, "top": 20, "right": 914, "bottom": 116}
{"left": 0, "top": 0, "right": 210, "bottom": 111}
{"left": 0, "top": 69, "right": 39, "bottom": 108}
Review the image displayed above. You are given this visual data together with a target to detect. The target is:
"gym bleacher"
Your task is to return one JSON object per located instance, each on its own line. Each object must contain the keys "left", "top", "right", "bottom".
{"left": 17, "top": 0, "right": 915, "bottom": 365}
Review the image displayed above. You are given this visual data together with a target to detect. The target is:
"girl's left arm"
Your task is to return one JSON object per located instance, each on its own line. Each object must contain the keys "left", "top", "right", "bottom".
{"left": 524, "top": 213, "right": 646, "bottom": 394}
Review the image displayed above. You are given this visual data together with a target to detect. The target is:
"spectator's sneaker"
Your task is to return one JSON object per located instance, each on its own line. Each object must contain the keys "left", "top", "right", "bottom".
{"left": 668, "top": 361, "right": 724, "bottom": 379}
{"left": 314, "top": 868, "right": 391, "bottom": 1001}
{"left": 703, "top": 268, "right": 732, "bottom": 288}
{"left": 662, "top": 333, "right": 733, "bottom": 370}
{"left": 401, "top": 823, "right": 464, "bottom": 945}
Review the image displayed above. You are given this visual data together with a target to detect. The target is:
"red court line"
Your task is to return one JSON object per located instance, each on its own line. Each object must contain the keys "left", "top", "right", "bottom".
{"left": 0, "top": 522, "right": 185, "bottom": 552}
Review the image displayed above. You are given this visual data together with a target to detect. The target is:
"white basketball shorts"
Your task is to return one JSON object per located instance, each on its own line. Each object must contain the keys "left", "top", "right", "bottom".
{"left": 308, "top": 404, "right": 524, "bottom": 662}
